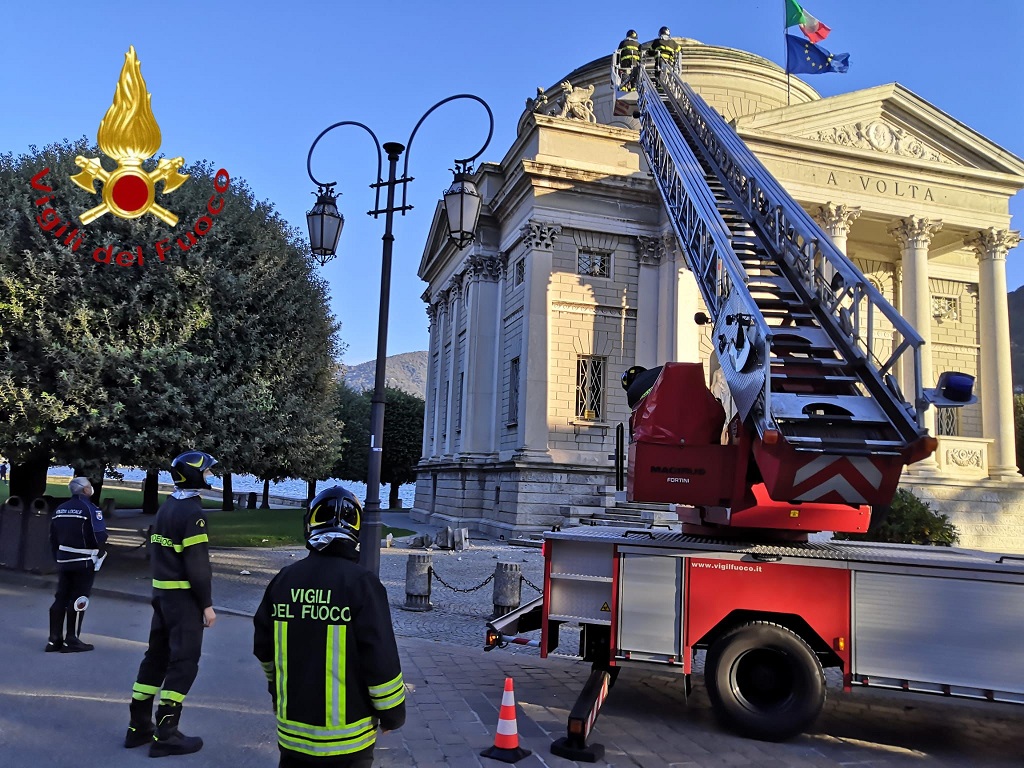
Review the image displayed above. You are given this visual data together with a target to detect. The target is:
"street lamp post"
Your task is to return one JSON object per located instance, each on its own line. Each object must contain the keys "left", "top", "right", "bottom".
{"left": 306, "top": 95, "right": 494, "bottom": 575}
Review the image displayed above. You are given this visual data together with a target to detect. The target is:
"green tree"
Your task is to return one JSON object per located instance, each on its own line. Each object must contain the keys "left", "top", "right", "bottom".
{"left": 834, "top": 488, "right": 959, "bottom": 546}
{"left": 0, "top": 140, "right": 341, "bottom": 501}
{"left": 330, "top": 383, "right": 424, "bottom": 508}
{"left": 1015, "top": 394, "right": 1024, "bottom": 473}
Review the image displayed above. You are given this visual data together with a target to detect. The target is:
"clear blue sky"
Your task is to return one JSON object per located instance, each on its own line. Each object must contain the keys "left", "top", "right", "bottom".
{"left": 2, "top": 1, "right": 1021, "bottom": 365}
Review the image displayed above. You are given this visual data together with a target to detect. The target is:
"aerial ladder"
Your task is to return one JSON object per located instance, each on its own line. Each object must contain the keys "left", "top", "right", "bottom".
{"left": 610, "top": 52, "right": 974, "bottom": 535}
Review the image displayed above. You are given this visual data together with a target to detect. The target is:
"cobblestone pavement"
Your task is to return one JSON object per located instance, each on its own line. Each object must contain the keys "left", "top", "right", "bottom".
{"left": 12, "top": 511, "right": 1022, "bottom": 767}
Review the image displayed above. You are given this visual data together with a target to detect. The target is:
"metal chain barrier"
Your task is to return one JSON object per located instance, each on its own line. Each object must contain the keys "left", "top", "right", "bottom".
{"left": 429, "top": 567, "right": 494, "bottom": 594}
{"left": 521, "top": 574, "right": 542, "bottom": 593}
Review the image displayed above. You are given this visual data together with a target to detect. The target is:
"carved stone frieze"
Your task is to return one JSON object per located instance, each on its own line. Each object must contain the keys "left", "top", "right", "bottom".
{"left": 809, "top": 121, "right": 953, "bottom": 164}
{"left": 814, "top": 202, "right": 862, "bottom": 236}
{"left": 946, "top": 447, "right": 983, "bottom": 469}
{"left": 889, "top": 216, "right": 943, "bottom": 250}
{"left": 521, "top": 220, "right": 561, "bottom": 251}
{"left": 966, "top": 227, "right": 1021, "bottom": 262}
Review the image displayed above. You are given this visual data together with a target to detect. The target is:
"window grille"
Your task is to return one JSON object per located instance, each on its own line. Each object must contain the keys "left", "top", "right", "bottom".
{"left": 936, "top": 407, "right": 959, "bottom": 437}
{"left": 441, "top": 381, "right": 449, "bottom": 441}
{"left": 508, "top": 357, "right": 520, "bottom": 424}
{"left": 514, "top": 260, "right": 525, "bottom": 286}
{"left": 931, "top": 295, "right": 960, "bottom": 322}
{"left": 576, "top": 356, "right": 605, "bottom": 421}
{"left": 577, "top": 251, "right": 609, "bottom": 278}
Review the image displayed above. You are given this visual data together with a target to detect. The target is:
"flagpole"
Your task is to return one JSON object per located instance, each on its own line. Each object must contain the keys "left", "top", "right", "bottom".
{"left": 784, "top": 1, "right": 791, "bottom": 105}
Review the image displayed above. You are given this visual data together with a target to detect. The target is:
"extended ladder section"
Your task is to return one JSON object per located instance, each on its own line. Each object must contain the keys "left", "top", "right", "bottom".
{"left": 633, "top": 66, "right": 932, "bottom": 503}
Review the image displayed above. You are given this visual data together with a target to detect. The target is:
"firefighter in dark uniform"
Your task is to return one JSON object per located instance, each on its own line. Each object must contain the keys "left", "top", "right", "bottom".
{"left": 124, "top": 451, "right": 218, "bottom": 757}
{"left": 616, "top": 29, "right": 641, "bottom": 91}
{"left": 46, "top": 476, "right": 107, "bottom": 653}
{"left": 649, "top": 26, "right": 679, "bottom": 77}
{"left": 254, "top": 486, "right": 406, "bottom": 768}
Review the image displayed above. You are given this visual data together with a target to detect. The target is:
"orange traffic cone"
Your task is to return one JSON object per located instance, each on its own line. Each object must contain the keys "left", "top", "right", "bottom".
{"left": 480, "top": 677, "right": 532, "bottom": 763}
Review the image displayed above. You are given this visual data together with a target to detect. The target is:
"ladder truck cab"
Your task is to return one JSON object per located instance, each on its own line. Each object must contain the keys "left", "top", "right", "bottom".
{"left": 485, "top": 42, "right": 1024, "bottom": 761}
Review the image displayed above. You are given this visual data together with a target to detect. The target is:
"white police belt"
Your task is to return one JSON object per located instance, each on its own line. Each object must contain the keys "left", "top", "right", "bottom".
{"left": 58, "top": 545, "right": 99, "bottom": 563}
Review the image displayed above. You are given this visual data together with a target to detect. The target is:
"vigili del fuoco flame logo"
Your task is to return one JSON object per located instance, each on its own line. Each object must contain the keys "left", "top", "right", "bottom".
{"left": 71, "top": 45, "right": 188, "bottom": 225}
{"left": 29, "top": 46, "right": 230, "bottom": 267}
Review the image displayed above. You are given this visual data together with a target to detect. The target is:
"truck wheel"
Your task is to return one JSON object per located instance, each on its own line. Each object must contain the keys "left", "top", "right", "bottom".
{"left": 705, "top": 621, "right": 825, "bottom": 741}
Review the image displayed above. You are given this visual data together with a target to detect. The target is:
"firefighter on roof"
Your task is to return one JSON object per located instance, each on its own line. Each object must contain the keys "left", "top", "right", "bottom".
{"left": 124, "top": 450, "right": 218, "bottom": 757}
{"left": 649, "top": 26, "right": 679, "bottom": 76}
{"left": 254, "top": 486, "right": 406, "bottom": 767}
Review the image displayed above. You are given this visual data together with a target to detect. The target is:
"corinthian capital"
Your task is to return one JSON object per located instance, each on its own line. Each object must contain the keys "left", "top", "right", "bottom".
{"left": 636, "top": 235, "right": 660, "bottom": 266}
{"left": 966, "top": 227, "right": 1021, "bottom": 262}
{"left": 814, "top": 202, "right": 862, "bottom": 236}
{"left": 521, "top": 220, "right": 561, "bottom": 251}
{"left": 466, "top": 254, "right": 502, "bottom": 282}
{"left": 888, "top": 216, "right": 942, "bottom": 250}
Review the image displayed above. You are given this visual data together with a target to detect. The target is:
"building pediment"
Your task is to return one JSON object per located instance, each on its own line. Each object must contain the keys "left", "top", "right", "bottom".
{"left": 733, "top": 83, "right": 1024, "bottom": 176}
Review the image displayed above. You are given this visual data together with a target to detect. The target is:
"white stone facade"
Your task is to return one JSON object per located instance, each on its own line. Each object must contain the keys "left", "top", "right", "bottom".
{"left": 414, "top": 39, "right": 1024, "bottom": 552}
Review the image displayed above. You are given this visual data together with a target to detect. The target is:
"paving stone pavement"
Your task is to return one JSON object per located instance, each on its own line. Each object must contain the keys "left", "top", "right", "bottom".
{"left": 6, "top": 510, "right": 1022, "bottom": 767}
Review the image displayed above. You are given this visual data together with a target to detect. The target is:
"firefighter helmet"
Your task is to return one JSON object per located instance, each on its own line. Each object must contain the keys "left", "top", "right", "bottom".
{"left": 170, "top": 451, "right": 218, "bottom": 490}
{"left": 626, "top": 29, "right": 638, "bottom": 39}
{"left": 621, "top": 365, "right": 647, "bottom": 391}
{"left": 305, "top": 486, "right": 362, "bottom": 549}
{"left": 659, "top": 26, "right": 671, "bottom": 36}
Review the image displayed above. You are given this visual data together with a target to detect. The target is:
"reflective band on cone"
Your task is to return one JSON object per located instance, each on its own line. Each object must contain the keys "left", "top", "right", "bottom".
{"left": 480, "top": 677, "right": 531, "bottom": 763}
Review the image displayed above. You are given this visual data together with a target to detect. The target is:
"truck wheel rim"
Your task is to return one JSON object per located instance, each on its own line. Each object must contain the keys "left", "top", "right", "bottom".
{"left": 730, "top": 648, "right": 795, "bottom": 711}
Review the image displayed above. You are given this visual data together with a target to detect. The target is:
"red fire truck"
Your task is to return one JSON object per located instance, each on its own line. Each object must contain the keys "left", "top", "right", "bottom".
{"left": 484, "top": 51, "right": 1024, "bottom": 761}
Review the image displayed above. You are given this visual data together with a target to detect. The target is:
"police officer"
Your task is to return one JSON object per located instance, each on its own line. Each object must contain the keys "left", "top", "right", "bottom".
{"left": 46, "top": 476, "right": 107, "bottom": 653}
{"left": 125, "top": 451, "right": 218, "bottom": 757}
{"left": 616, "top": 29, "right": 641, "bottom": 90}
{"left": 649, "top": 26, "right": 679, "bottom": 77}
{"left": 254, "top": 486, "right": 405, "bottom": 768}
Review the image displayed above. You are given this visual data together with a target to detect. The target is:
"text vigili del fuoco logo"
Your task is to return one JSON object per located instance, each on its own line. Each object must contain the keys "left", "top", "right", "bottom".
{"left": 30, "top": 46, "right": 230, "bottom": 267}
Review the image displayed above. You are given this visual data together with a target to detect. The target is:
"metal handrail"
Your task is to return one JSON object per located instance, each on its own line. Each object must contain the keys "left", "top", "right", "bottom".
{"left": 656, "top": 69, "right": 925, "bottom": 435}
{"left": 637, "top": 68, "right": 775, "bottom": 429}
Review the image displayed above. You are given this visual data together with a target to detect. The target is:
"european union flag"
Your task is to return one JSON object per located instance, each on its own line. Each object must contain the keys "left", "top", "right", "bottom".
{"left": 786, "top": 34, "right": 849, "bottom": 74}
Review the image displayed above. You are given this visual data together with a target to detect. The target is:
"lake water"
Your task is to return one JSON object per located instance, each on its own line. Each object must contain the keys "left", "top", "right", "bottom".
{"left": 48, "top": 466, "right": 416, "bottom": 508}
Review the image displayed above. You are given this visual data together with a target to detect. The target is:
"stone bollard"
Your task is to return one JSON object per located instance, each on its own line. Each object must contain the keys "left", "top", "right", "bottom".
{"left": 247, "top": 492, "right": 257, "bottom": 509}
{"left": 492, "top": 562, "right": 522, "bottom": 619}
{"left": 404, "top": 552, "right": 432, "bottom": 612}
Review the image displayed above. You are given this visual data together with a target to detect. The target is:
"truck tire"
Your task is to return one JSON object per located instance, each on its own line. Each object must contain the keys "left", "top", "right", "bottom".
{"left": 705, "top": 621, "right": 825, "bottom": 741}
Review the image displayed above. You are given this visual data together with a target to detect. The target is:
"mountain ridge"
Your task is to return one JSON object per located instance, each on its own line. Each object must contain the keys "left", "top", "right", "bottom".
{"left": 342, "top": 351, "right": 428, "bottom": 398}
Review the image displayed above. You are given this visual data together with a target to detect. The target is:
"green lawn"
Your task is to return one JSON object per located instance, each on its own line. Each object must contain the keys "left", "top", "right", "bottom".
{"left": 44, "top": 482, "right": 414, "bottom": 547}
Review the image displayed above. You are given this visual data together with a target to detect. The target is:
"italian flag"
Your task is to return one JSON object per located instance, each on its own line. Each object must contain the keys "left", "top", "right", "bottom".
{"left": 785, "top": 0, "right": 831, "bottom": 43}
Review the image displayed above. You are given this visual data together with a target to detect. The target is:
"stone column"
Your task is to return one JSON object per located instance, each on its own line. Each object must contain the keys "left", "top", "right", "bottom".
{"left": 519, "top": 220, "right": 560, "bottom": 458}
{"left": 634, "top": 236, "right": 660, "bottom": 368}
{"left": 889, "top": 216, "right": 942, "bottom": 472}
{"left": 968, "top": 227, "right": 1022, "bottom": 480}
{"left": 462, "top": 255, "right": 503, "bottom": 457}
{"left": 442, "top": 283, "right": 461, "bottom": 456}
{"left": 431, "top": 295, "right": 449, "bottom": 458}
{"left": 668, "top": 234, "right": 700, "bottom": 364}
{"left": 421, "top": 300, "right": 438, "bottom": 458}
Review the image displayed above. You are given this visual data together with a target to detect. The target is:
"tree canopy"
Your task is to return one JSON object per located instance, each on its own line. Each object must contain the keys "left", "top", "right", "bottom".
{"left": 0, "top": 139, "right": 342, "bottom": 499}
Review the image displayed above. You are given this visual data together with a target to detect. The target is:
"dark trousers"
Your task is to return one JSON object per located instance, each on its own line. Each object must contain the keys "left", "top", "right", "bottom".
{"left": 49, "top": 567, "right": 95, "bottom": 637}
{"left": 279, "top": 747, "right": 373, "bottom": 768}
{"left": 134, "top": 593, "right": 205, "bottom": 703}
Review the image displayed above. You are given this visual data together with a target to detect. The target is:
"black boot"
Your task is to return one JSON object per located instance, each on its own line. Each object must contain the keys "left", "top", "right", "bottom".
{"left": 125, "top": 697, "right": 155, "bottom": 748}
{"left": 150, "top": 703, "right": 203, "bottom": 758}
{"left": 45, "top": 604, "right": 64, "bottom": 652}
{"left": 62, "top": 608, "right": 94, "bottom": 652}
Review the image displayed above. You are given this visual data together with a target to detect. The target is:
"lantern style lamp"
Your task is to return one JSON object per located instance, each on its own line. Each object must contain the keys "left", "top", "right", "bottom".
{"left": 442, "top": 164, "right": 482, "bottom": 248}
{"left": 306, "top": 185, "right": 344, "bottom": 265}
